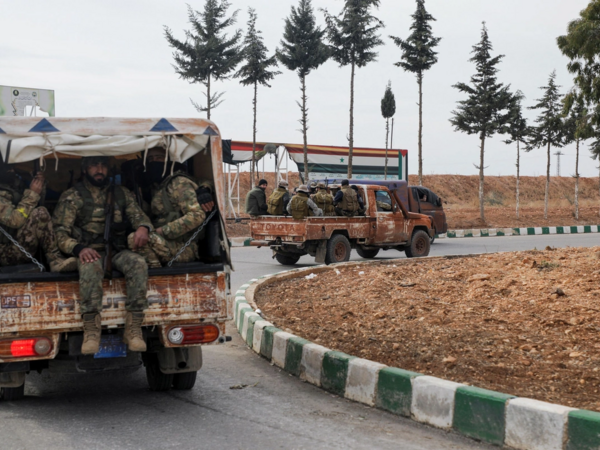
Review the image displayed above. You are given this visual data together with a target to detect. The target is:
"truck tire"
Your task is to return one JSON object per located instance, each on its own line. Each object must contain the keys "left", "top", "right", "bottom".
{"left": 172, "top": 371, "right": 198, "bottom": 390}
{"left": 405, "top": 230, "right": 431, "bottom": 258}
{"left": 325, "top": 234, "right": 351, "bottom": 265}
{"left": 275, "top": 253, "right": 301, "bottom": 265}
{"left": 356, "top": 247, "right": 380, "bottom": 259}
{"left": 145, "top": 354, "right": 173, "bottom": 392}
{"left": 1, "top": 383, "right": 25, "bottom": 401}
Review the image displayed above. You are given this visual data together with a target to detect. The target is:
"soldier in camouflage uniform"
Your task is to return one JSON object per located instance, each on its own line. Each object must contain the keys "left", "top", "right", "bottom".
{"left": 130, "top": 147, "right": 213, "bottom": 268}
{"left": 0, "top": 163, "right": 75, "bottom": 272}
{"left": 53, "top": 156, "right": 153, "bottom": 355}
{"left": 313, "top": 182, "right": 336, "bottom": 216}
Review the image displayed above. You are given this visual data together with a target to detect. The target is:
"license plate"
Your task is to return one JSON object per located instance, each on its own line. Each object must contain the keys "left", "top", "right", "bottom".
{"left": 94, "top": 334, "right": 127, "bottom": 359}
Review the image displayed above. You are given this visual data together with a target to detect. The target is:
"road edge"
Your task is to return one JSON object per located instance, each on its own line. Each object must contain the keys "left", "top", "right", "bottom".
{"left": 230, "top": 224, "right": 600, "bottom": 247}
{"left": 233, "top": 260, "right": 600, "bottom": 450}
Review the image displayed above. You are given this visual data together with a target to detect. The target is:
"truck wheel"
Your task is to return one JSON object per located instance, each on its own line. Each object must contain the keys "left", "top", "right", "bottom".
{"left": 1, "top": 383, "right": 25, "bottom": 401}
{"left": 405, "top": 230, "right": 431, "bottom": 258}
{"left": 145, "top": 354, "right": 173, "bottom": 392}
{"left": 325, "top": 235, "right": 351, "bottom": 264}
{"left": 356, "top": 247, "right": 380, "bottom": 259}
{"left": 172, "top": 371, "right": 198, "bottom": 390}
{"left": 275, "top": 253, "right": 301, "bottom": 265}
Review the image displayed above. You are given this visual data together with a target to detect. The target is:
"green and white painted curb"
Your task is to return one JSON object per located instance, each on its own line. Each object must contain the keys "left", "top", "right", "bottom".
{"left": 230, "top": 225, "right": 600, "bottom": 247}
{"left": 234, "top": 261, "right": 600, "bottom": 450}
{"left": 443, "top": 224, "right": 600, "bottom": 239}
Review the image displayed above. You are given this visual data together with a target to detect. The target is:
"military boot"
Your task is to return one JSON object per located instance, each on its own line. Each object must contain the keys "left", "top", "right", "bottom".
{"left": 81, "top": 313, "right": 101, "bottom": 355}
{"left": 123, "top": 312, "right": 146, "bottom": 352}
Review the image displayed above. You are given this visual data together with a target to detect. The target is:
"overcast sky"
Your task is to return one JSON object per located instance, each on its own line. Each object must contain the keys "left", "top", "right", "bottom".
{"left": 1, "top": 0, "right": 593, "bottom": 177}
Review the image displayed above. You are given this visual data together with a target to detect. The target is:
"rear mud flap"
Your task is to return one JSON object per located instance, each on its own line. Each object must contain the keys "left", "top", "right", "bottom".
{"left": 315, "top": 240, "right": 327, "bottom": 264}
{"left": 157, "top": 346, "right": 202, "bottom": 374}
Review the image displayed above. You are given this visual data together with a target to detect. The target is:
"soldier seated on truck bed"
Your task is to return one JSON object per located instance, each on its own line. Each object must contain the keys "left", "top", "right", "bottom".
{"left": 333, "top": 179, "right": 361, "bottom": 217}
{"left": 52, "top": 156, "right": 153, "bottom": 355}
{"left": 245, "top": 179, "right": 268, "bottom": 218}
{"left": 267, "top": 180, "right": 290, "bottom": 216}
{"left": 0, "top": 161, "right": 75, "bottom": 272}
{"left": 287, "top": 185, "right": 323, "bottom": 219}
{"left": 313, "top": 182, "right": 335, "bottom": 216}
{"left": 130, "top": 147, "right": 214, "bottom": 268}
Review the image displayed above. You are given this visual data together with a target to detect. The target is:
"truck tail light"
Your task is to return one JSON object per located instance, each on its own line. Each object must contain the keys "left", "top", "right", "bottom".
{"left": 167, "top": 325, "right": 220, "bottom": 345}
{"left": 0, "top": 337, "right": 53, "bottom": 358}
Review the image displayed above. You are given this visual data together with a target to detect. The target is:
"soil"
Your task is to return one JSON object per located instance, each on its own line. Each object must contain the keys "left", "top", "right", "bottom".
{"left": 225, "top": 173, "right": 600, "bottom": 237}
{"left": 254, "top": 247, "right": 600, "bottom": 412}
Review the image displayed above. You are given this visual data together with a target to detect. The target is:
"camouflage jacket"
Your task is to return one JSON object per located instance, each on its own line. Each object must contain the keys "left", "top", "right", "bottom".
{"left": 150, "top": 173, "right": 207, "bottom": 241}
{"left": 0, "top": 183, "right": 39, "bottom": 230}
{"left": 53, "top": 178, "right": 153, "bottom": 255}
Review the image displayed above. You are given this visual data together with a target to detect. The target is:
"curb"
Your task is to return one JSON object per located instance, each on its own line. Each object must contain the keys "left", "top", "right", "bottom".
{"left": 233, "top": 261, "right": 600, "bottom": 450}
{"left": 230, "top": 225, "right": 600, "bottom": 246}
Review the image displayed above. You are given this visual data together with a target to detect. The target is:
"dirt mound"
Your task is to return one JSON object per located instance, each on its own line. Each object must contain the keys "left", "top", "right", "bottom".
{"left": 255, "top": 248, "right": 600, "bottom": 412}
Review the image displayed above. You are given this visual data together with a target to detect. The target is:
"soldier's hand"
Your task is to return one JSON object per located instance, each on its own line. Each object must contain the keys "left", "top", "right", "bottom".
{"left": 132, "top": 226, "right": 149, "bottom": 249}
{"left": 29, "top": 174, "right": 44, "bottom": 195}
{"left": 200, "top": 200, "right": 214, "bottom": 212}
{"left": 156, "top": 227, "right": 164, "bottom": 237}
{"left": 79, "top": 248, "right": 101, "bottom": 264}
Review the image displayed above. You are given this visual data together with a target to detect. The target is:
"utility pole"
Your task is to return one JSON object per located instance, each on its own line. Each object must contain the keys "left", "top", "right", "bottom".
{"left": 554, "top": 150, "right": 564, "bottom": 176}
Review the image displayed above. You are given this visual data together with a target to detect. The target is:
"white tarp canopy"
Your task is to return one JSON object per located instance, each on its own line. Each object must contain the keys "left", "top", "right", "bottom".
{"left": 0, "top": 117, "right": 220, "bottom": 165}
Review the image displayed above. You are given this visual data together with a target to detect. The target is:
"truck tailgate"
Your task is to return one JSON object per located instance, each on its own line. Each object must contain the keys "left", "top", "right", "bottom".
{"left": 251, "top": 217, "right": 372, "bottom": 241}
{"left": 0, "top": 271, "right": 230, "bottom": 334}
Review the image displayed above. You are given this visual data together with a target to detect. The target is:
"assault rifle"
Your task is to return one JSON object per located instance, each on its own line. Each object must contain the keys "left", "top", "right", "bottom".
{"left": 103, "top": 175, "right": 116, "bottom": 279}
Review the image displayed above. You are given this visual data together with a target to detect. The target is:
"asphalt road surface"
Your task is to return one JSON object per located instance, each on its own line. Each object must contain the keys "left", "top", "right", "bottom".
{"left": 1, "top": 234, "right": 596, "bottom": 449}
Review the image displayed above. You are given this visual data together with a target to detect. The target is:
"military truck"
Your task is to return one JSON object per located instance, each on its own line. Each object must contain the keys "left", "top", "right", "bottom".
{"left": 315, "top": 179, "right": 448, "bottom": 243}
{"left": 249, "top": 184, "right": 434, "bottom": 265}
{"left": 0, "top": 117, "right": 232, "bottom": 399}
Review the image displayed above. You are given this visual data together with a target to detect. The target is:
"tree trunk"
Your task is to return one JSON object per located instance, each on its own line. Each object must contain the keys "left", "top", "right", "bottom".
{"left": 251, "top": 82, "right": 257, "bottom": 184}
{"left": 545, "top": 141, "right": 550, "bottom": 220}
{"left": 479, "top": 135, "right": 485, "bottom": 222}
{"left": 347, "top": 62, "right": 355, "bottom": 179}
{"left": 575, "top": 138, "right": 580, "bottom": 220}
{"left": 516, "top": 140, "right": 520, "bottom": 220}
{"left": 301, "top": 74, "right": 309, "bottom": 183}
{"left": 418, "top": 74, "right": 423, "bottom": 186}
{"left": 384, "top": 118, "right": 389, "bottom": 179}
{"left": 207, "top": 75, "right": 211, "bottom": 121}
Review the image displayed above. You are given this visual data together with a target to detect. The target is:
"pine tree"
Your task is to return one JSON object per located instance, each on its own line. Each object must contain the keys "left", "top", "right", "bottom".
{"left": 450, "top": 23, "right": 512, "bottom": 222}
{"left": 323, "top": 0, "right": 384, "bottom": 178}
{"left": 528, "top": 71, "right": 565, "bottom": 220}
{"left": 563, "top": 91, "right": 594, "bottom": 220}
{"left": 557, "top": 1, "right": 600, "bottom": 126}
{"left": 277, "top": 0, "right": 330, "bottom": 182}
{"left": 390, "top": 0, "right": 440, "bottom": 186}
{"left": 236, "top": 9, "right": 281, "bottom": 183}
{"left": 503, "top": 91, "right": 529, "bottom": 219}
{"left": 164, "top": 1, "right": 242, "bottom": 120}
{"left": 380, "top": 81, "right": 396, "bottom": 179}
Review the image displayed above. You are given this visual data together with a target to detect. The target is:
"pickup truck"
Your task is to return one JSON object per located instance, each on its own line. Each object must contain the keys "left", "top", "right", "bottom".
{"left": 316, "top": 178, "right": 448, "bottom": 243}
{"left": 250, "top": 185, "right": 434, "bottom": 265}
{"left": 0, "top": 117, "right": 232, "bottom": 399}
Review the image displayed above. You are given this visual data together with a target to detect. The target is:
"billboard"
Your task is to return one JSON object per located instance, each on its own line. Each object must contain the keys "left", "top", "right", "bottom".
{"left": 0, "top": 86, "right": 55, "bottom": 117}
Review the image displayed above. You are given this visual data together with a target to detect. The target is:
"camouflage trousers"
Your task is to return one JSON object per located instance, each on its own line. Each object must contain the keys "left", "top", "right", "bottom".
{"left": 77, "top": 250, "right": 148, "bottom": 314}
{"left": 128, "top": 232, "right": 197, "bottom": 268}
{"left": 0, "top": 207, "right": 61, "bottom": 266}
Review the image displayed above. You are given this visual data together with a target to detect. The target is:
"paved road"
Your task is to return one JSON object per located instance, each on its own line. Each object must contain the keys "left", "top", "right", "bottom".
{"left": 1, "top": 234, "right": 596, "bottom": 449}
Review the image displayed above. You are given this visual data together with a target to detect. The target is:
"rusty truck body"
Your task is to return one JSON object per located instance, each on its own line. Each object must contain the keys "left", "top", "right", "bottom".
{"left": 0, "top": 117, "right": 232, "bottom": 399}
{"left": 250, "top": 185, "right": 433, "bottom": 265}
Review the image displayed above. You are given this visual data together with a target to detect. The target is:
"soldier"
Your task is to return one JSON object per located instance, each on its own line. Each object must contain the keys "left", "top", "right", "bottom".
{"left": 131, "top": 147, "right": 212, "bottom": 268}
{"left": 245, "top": 179, "right": 268, "bottom": 218}
{"left": 313, "top": 182, "right": 335, "bottom": 216}
{"left": 53, "top": 156, "right": 153, "bottom": 355}
{"left": 333, "top": 179, "right": 360, "bottom": 217}
{"left": 266, "top": 180, "right": 290, "bottom": 216}
{"left": 287, "top": 185, "right": 323, "bottom": 219}
{"left": 308, "top": 181, "right": 318, "bottom": 198}
{"left": 350, "top": 185, "right": 366, "bottom": 215}
{"left": 0, "top": 162, "right": 75, "bottom": 272}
